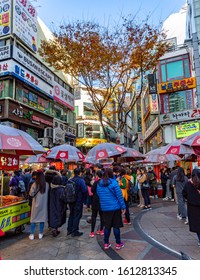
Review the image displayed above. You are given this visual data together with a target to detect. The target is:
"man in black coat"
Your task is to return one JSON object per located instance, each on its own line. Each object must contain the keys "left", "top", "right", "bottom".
{"left": 67, "top": 168, "right": 87, "bottom": 237}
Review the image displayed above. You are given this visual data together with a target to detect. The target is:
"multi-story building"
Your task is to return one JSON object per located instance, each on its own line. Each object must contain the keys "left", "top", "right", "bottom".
{"left": 74, "top": 86, "right": 134, "bottom": 153}
{"left": 142, "top": 3, "right": 200, "bottom": 153}
{"left": 186, "top": 0, "right": 200, "bottom": 107}
{"left": 0, "top": 1, "right": 76, "bottom": 148}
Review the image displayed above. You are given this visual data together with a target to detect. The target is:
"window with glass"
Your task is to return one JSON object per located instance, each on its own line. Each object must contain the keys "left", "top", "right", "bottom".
{"left": 145, "top": 115, "right": 157, "bottom": 131}
{"left": 54, "top": 105, "right": 63, "bottom": 119}
{"left": 84, "top": 124, "right": 101, "bottom": 138}
{"left": 0, "top": 80, "right": 12, "bottom": 98}
{"left": 67, "top": 111, "right": 76, "bottom": 126}
{"left": 160, "top": 90, "right": 194, "bottom": 114}
{"left": 159, "top": 54, "right": 191, "bottom": 83}
{"left": 83, "top": 102, "right": 94, "bottom": 116}
{"left": 75, "top": 106, "right": 79, "bottom": 116}
{"left": 16, "top": 85, "right": 52, "bottom": 114}
{"left": 143, "top": 94, "right": 150, "bottom": 117}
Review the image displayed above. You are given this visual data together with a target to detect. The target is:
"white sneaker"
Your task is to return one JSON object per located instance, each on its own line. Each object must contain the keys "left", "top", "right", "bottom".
{"left": 29, "top": 234, "right": 34, "bottom": 240}
{"left": 184, "top": 218, "right": 188, "bottom": 225}
{"left": 163, "top": 197, "right": 168, "bottom": 201}
{"left": 177, "top": 214, "right": 182, "bottom": 220}
{"left": 39, "top": 233, "right": 43, "bottom": 239}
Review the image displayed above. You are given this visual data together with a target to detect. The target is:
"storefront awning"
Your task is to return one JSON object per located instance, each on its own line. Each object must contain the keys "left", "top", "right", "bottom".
{"left": 65, "top": 132, "right": 76, "bottom": 139}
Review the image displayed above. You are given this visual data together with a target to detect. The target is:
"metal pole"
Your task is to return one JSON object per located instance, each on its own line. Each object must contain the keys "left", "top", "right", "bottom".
{"left": 0, "top": 172, "right": 4, "bottom": 207}
{"left": 192, "top": 32, "right": 200, "bottom": 107}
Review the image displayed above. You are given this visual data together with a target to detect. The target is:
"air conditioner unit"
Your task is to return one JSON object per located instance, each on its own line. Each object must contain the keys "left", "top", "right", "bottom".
{"left": 38, "top": 138, "right": 49, "bottom": 147}
{"left": 44, "top": 127, "right": 53, "bottom": 138}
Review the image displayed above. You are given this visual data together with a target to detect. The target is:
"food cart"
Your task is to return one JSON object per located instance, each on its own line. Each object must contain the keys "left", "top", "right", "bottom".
{"left": 0, "top": 153, "right": 31, "bottom": 235}
{"left": 0, "top": 124, "right": 46, "bottom": 236}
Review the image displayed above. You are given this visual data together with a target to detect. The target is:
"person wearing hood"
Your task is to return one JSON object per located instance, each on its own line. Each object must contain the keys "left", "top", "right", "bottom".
{"left": 48, "top": 175, "right": 67, "bottom": 237}
{"left": 44, "top": 166, "right": 61, "bottom": 228}
{"left": 97, "top": 168, "right": 126, "bottom": 250}
{"left": 44, "top": 166, "right": 61, "bottom": 186}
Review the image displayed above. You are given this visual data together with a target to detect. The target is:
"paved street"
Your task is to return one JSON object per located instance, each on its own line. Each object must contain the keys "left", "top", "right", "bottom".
{"left": 0, "top": 198, "right": 200, "bottom": 260}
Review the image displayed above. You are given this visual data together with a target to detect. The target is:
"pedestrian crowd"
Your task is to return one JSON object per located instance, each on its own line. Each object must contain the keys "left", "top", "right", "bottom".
{"left": 3, "top": 163, "right": 200, "bottom": 249}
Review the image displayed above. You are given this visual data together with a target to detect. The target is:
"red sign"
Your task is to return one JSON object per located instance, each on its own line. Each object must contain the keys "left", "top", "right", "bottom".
{"left": 0, "top": 154, "right": 19, "bottom": 171}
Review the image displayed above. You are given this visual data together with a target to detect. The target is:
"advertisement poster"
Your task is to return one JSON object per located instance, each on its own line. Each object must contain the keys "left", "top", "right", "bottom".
{"left": 0, "top": 201, "right": 30, "bottom": 233}
{"left": 13, "top": 0, "right": 37, "bottom": 52}
{"left": 0, "top": 0, "right": 11, "bottom": 37}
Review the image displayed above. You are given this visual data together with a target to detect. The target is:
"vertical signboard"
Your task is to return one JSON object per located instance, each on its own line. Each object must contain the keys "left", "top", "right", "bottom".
{"left": 13, "top": 0, "right": 37, "bottom": 52}
{"left": 149, "top": 94, "right": 159, "bottom": 114}
{"left": 148, "top": 73, "right": 157, "bottom": 94}
{"left": 0, "top": 0, "right": 11, "bottom": 37}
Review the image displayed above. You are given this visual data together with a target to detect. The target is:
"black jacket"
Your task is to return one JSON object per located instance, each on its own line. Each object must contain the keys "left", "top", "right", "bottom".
{"left": 48, "top": 184, "right": 67, "bottom": 229}
{"left": 91, "top": 179, "right": 101, "bottom": 211}
{"left": 183, "top": 181, "right": 200, "bottom": 233}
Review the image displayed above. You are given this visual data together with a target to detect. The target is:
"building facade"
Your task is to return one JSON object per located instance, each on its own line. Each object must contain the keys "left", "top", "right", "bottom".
{"left": 74, "top": 86, "right": 134, "bottom": 153}
{"left": 0, "top": 1, "right": 76, "bottom": 148}
{"left": 142, "top": 3, "right": 200, "bottom": 153}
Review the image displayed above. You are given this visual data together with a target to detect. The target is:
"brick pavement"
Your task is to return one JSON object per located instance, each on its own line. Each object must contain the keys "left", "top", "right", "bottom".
{"left": 0, "top": 199, "right": 200, "bottom": 260}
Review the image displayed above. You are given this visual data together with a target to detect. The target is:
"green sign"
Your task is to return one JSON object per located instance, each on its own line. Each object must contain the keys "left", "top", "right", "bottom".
{"left": 0, "top": 201, "right": 30, "bottom": 233}
{"left": 176, "top": 122, "right": 199, "bottom": 138}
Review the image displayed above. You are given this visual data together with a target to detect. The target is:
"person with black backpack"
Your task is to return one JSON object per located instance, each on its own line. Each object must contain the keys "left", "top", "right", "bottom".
{"left": 67, "top": 168, "right": 87, "bottom": 237}
{"left": 147, "top": 167, "right": 158, "bottom": 199}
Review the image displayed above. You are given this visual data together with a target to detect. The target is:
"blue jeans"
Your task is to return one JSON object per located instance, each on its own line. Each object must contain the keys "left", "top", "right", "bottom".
{"left": 124, "top": 200, "right": 130, "bottom": 222}
{"left": 67, "top": 202, "right": 83, "bottom": 233}
{"left": 141, "top": 188, "right": 151, "bottom": 206}
{"left": 104, "top": 227, "right": 121, "bottom": 244}
{"left": 30, "top": 222, "right": 45, "bottom": 234}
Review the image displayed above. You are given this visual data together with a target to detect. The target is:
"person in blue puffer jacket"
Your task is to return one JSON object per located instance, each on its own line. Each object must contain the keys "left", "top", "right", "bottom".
{"left": 97, "top": 168, "right": 126, "bottom": 250}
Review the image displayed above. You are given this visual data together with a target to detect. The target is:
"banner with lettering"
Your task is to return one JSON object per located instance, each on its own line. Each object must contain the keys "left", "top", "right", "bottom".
{"left": 0, "top": 153, "right": 19, "bottom": 170}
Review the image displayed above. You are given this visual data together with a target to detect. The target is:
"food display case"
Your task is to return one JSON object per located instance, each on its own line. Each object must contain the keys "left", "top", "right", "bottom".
{"left": 0, "top": 196, "right": 30, "bottom": 235}
{"left": 0, "top": 153, "right": 30, "bottom": 235}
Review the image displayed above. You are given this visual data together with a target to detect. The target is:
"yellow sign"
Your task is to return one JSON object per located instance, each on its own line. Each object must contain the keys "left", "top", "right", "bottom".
{"left": 158, "top": 77, "right": 196, "bottom": 94}
{"left": 76, "top": 138, "right": 107, "bottom": 147}
{"left": 176, "top": 122, "right": 199, "bottom": 138}
{"left": 0, "top": 201, "right": 30, "bottom": 233}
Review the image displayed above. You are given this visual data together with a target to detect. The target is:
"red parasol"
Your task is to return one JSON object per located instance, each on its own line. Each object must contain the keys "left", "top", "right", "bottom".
{"left": 84, "top": 143, "right": 127, "bottom": 164}
{"left": 0, "top": 124, "right": 45, "bottom": 155}
{"left": 46, "top": 144, "right": 85, "bottom": 162}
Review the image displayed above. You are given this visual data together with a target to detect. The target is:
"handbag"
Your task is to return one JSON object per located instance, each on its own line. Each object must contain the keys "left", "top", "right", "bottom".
{"left": 87, "top": 186, "right": 93, "bottom": 196}
{"left": 28, "top": 189, "right": 39, "bottom": 207}
{"left": 141, "top": 181, "right": 150, "bottom": 189}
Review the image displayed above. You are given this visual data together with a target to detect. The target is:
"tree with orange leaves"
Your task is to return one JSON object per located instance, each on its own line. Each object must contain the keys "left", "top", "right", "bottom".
{"left": 39, "top": 18, "right": 169, "bottom": 141}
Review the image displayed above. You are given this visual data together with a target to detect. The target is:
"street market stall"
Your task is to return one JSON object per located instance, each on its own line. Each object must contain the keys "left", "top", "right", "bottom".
{"left": 0, "top": 124, "right": 45, "bottom": 236}
{"left": 0, "top": 153, "right": 30, "bottom": 234}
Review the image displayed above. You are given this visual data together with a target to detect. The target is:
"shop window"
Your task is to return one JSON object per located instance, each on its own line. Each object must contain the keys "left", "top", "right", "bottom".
{"left": 160, "top": 90, "right": 194, "bottom": 114}
{"left": 15, "top": 85, "right": 52, "bottom": 114}
{"left": 54, "top": 106, "right": 62, "bottom": 119}
{"left": 0, "top": 80, "right": 11, "bottom": 98}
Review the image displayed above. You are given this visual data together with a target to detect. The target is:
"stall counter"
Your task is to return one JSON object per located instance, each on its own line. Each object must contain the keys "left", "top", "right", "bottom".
{"left": 0, "top": 200, "right": 31, "bottom": 234}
